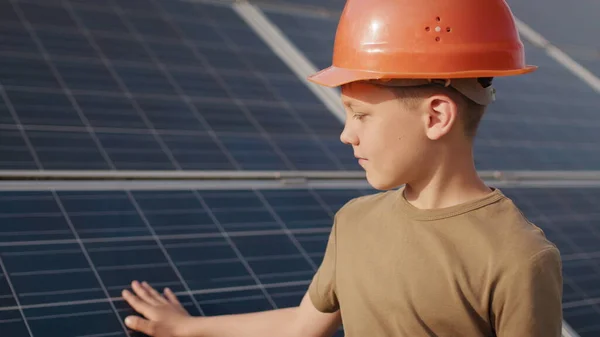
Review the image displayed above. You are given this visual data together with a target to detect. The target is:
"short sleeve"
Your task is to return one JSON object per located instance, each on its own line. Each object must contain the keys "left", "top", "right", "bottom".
{"left": 491, "top": 247, "right": 563, "bottom": 337}
{"left": 308, "top": 215, "right": 339, "bottom": 313}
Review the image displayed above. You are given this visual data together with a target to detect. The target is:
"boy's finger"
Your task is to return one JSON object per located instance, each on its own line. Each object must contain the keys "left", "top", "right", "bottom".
{"left": 132, "top": 281, "right": 160, "bottom": 306}
{"left": 164, "top": 287, "right": 184, "bottom": 308}
{"left": 122, "top": 290, "right": 152, "bottom": 317}
{"left": 125, "top": 316, "right": 156, "bottom": 336}
{"left": 142, "top": 281, "right": 168, "bottom": 304}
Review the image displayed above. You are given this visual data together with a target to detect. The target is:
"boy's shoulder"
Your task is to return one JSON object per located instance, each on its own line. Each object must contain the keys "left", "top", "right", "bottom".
{"left": 477, "top": 192, "right": 561, "bottom": 267}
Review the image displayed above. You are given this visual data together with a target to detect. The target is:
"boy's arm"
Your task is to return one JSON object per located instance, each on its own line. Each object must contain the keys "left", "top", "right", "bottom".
{"left": 491, "top": 247, "right": 563, "bottom": 337}
{"left": 122, "top": 280, "right": 342, "bottom": 337}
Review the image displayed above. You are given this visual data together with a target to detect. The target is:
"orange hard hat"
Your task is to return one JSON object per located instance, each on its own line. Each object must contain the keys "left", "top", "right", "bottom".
{"left": 308, "top": 0, "right": 537, "bottom": 88}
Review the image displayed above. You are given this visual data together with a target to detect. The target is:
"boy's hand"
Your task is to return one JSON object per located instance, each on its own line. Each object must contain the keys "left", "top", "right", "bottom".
{"left": 122, "top": 280, "right": 194, "bottom": 337}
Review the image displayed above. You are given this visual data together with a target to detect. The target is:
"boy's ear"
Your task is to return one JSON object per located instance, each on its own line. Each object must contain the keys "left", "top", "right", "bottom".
{"left": 422, "top": 94, "right": 459, "bottom": 140}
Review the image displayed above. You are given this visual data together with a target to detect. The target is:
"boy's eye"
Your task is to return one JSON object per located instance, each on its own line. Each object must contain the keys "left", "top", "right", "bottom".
{"left": 352, "top": 113, "right": 366, "bottom": 120}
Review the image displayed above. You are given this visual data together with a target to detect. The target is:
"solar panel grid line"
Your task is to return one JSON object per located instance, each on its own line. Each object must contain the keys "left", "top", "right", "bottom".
{"left": 103, "top": 2, "right": 244, "bottom": 171}
{"left": 78, "top": 333, "right": 123, "bottom": 337}
{"left": 253, "top": 190, "right": 318, "bottom": 270}
{"left": 124, "top": 190, "right": 207, "bottom": 316}
{"left": 50, "top": 190, "right": 132, "bottom": 337}
{"left": 0, "top": 84, "right": 327, "bottom": 115}
{"left": 61, "top": 1, "right": 184, "bottom": 171}
{"left": 191, "top": 190, "right": 280, "bottom": 309}
{"left": 8, "top": 0, "right": 117, "bottom": 170}
{"left": 12, "top": 266, "right": 92, "bottom": 277}
{"left": 0, "top": 279, "right": 311, "bottom": 314}
{"left": 306, "top": 189, "right": 337, "bottom": 216}
{"left": 478, "top": 139, "right": 600, "bottom": 151}
{"left": 564, "top": 297, "right": 600, "bottom": 310}
{"left": 562, "top": 251, "right": 600, "bottom": 262}
{"left": 0, "top": 255, "right": 35, "bottom": 336}
{"left": 0, "top": 84, "right": 131, "bottom": 99}
{"left": 0, "top": 227, "right": 333, "bottom": 249}
{"left": 7, "top": 168, "right": 600, "bottom": 181}
{"left": 27, "top": 308, "right": 110, "bottom": 322}
{"left": 0, "top": 42, "right": 288, "bottom": 79}
{"left": 144, "top": 0, "right": 303, "bottom": 172}
{"left": 0, "top": 85, "right": 42, "bottom": 169}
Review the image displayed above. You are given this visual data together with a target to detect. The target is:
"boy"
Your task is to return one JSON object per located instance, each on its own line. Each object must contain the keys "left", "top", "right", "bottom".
{"left": 121, "top": 0, "right": 563, "bottom": 336}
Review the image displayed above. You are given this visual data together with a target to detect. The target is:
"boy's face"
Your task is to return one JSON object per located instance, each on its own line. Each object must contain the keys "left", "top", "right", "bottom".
{"left": 340, "top": 82, "right": 433, "bottom": 190}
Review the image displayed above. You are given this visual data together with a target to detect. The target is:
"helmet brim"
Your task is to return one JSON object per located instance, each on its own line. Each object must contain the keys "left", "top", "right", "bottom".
{"left": 307, "top": 65, "right": 538, "bottom": 88}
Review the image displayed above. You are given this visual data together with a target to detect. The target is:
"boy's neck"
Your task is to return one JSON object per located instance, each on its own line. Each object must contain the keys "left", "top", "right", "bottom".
{"left": 403, "top": 151, "right": 491, "bottom": 210}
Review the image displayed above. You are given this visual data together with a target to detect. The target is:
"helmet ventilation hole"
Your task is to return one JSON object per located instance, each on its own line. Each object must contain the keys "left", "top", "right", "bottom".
{"left": 426, "top": 18, "right": 448, "bottom": 41}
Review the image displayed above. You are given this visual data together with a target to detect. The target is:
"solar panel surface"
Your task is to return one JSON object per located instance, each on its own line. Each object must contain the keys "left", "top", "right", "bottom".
{"left": 1, "top": 186, "right": 600, "bottom": 336}
{"left": 0, "top": 0, "right": 354, "bottom": 171}
{"left": 0, "top": 187, "right": 365, "bottom": 337}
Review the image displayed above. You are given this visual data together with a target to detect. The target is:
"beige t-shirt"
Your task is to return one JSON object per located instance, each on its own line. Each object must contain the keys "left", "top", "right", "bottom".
{"left": 309, "top": 187, "right": 563, "bottom": 337}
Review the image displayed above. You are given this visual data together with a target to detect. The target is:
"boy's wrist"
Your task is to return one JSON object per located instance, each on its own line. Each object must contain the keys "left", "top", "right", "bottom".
{"left": 176, "top": 316, "right": 205, "bottom": 337}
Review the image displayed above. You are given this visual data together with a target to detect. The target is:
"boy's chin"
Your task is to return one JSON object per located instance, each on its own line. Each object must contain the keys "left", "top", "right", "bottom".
{"left": 366, "top": 173, "right": 404, "bottom": 191}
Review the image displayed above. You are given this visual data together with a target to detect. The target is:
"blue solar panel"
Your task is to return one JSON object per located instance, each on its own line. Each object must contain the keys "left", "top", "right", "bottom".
{"left": 0, "top": 188, "right": 361, "bottom": 337}
{"left": 0, "top": 0, "right": 353, "bottom": 171}
{"left": 1, "top": 186, "right": 599, "bottom": 336}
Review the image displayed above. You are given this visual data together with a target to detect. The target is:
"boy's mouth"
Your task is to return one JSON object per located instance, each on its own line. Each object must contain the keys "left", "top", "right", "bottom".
{"left": 355, "top": 155, "right": 368, "bottom": 165}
